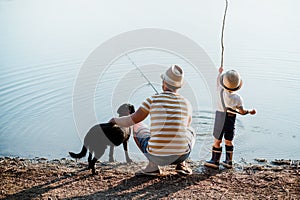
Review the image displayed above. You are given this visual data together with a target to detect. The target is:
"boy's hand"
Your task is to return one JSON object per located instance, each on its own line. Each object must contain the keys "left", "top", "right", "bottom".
{"left": 219, "top": 66, "right": 224, "bottom": 74}
{"left": 249, "top": 109, "right": 256, "bottom": 115}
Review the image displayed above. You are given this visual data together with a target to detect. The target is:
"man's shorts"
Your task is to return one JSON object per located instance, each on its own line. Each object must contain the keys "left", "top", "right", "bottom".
{"left": 213, "top": 111, "right": 236, "bottom": 141}
{"left": 133, "top": 122, "right": 193, "bottom": 166}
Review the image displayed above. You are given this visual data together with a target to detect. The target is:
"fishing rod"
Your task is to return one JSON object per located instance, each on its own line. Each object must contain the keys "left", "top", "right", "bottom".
{"left": 125, "top": 53, "right": 159, "bottom": 94}
{"left": 220, "top": 0, "right": 228, "bottom": 68}
{"left": 220, "top": 0, "right": 245, "bottom": 116}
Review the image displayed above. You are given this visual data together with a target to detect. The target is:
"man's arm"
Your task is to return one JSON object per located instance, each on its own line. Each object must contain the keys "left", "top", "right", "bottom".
{"left": 109, "top": 107, "right": 149, "bottom": 127}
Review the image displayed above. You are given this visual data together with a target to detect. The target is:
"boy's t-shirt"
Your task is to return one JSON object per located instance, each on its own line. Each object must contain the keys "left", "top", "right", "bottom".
{"left": 217, "top": 80, "right": 244, "bottom": 114}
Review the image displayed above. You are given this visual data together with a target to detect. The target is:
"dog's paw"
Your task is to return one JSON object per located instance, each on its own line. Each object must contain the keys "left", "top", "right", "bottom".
{"left": 91, "top": 169, "right": 98, "bottom": 175}
{"left": 88, "top": 163, "right": 94, "bottom": 170}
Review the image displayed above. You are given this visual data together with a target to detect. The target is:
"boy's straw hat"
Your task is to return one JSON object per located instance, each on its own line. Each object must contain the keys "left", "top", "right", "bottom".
{"left": 161, "top": 65, "right": 184, "bottom": 88}
{"left": 220, "top": 70, "right": 243, "bottom": 91}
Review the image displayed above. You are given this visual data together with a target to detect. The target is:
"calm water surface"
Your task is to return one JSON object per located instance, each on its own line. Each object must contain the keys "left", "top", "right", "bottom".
{"left": 0, "top": 0, "right": 299, "bottom": 162}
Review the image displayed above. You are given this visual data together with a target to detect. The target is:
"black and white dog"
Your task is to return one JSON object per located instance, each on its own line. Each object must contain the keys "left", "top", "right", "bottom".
{"left": 69, "top": 103, "right": 135, "bottom": 174}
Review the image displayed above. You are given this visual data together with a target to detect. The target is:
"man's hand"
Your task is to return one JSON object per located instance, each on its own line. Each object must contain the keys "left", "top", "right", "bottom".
{"left": 108, "top": 118, "right": 116, "bottom": 125}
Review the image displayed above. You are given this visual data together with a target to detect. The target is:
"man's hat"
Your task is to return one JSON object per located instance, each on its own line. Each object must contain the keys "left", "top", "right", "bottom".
{"left": 220, "top": 70, "right": 243, "bottom": 91}
{"left": 161, "top": 65, "right": 184, "bottom": 88}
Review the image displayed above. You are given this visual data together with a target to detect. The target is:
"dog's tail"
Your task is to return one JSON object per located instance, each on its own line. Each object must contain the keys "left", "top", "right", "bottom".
{"left": 69, "top": 146, "right": 87, "bottom": 159}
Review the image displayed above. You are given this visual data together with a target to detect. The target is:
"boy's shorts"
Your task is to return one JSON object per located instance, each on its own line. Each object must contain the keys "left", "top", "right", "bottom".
{"left": 133, "top": 122, "right": 193, "bottom": 166}
{"left": 213, "top": 111, "right": 236, "bottom": 141}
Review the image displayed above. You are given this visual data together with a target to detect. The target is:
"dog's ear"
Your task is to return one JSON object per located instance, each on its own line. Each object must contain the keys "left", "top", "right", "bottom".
{"left": 117, "top": 103, "right": 134, "bottom": 116}
{"left": 129, "top": 105, "right": 135, "bottom": 114}
{"left": 117, "top": 104, "right": 126, "bottom": 116}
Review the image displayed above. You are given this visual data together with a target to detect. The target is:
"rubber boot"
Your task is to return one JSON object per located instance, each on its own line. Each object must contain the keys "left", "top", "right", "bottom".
{"left": 221, "top": 145, "right": 233, "bottom": 169}
{"left": 204, "top": 146, "right": 222, "bottom": 169}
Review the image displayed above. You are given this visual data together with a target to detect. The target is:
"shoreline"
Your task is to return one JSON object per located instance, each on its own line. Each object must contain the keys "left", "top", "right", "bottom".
{"left": 1, "top": 157, "right": 299, "bottom": 199}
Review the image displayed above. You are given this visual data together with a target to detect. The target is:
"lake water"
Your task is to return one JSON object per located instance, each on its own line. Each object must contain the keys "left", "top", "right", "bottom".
{"left": 0, "top": 0, "right": 299, "bottom": 163}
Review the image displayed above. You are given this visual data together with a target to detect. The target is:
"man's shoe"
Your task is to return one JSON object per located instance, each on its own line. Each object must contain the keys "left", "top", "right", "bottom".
{"left": 136, "top": 169, "right": 161, "bottom": 176}
{"left": 176, "top": 162, "right": 192, "bottom": 175}
{"left": 136, "top": 161, "right": 161, "bottom": 176}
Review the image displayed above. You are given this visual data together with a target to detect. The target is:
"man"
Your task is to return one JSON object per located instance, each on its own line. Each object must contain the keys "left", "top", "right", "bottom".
{"left": 109, "top": 65, "right": 195, "bottom": 175}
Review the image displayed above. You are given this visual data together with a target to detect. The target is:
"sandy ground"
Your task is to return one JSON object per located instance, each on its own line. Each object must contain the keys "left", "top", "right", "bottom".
{"left": 0, "top": 157, "right": 299, "bottom": 200}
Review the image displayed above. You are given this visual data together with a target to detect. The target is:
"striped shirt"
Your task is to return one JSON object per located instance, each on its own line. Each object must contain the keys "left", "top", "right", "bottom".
{"left": 140, "top": 91, "right": 193, "bottom": 156}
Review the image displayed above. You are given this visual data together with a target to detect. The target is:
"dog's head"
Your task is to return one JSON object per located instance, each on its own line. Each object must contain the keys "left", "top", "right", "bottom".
{"left": 117, "top": 103, "right": 135, "bottom": 117}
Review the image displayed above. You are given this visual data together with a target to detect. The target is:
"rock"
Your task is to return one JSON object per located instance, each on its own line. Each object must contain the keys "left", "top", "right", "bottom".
{"left": 271, "top": 166, "right": 283, "bottom": 172}
{"left": 243, "top": 164, "right": 265, "bottom": 171}
{"left": 51, "top": 159, "right": 61, "bottom": 164}
{"left": 271, "top": 159, "right": 291, "bottom": 165}
{"left": 254, "top": 158, "right": 268, "bottom": 163}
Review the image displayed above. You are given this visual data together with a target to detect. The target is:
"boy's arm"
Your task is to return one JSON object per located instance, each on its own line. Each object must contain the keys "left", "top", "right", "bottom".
{"left": 217, "top": 66, "right": 224, "bottom": 85}
{"left": 237, "top": 106, "right": 256, "bottom": 115}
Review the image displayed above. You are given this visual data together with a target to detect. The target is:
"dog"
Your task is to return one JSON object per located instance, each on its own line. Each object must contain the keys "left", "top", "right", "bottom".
{"left": 69, "top": 103, "right": 135, "bottom": 174}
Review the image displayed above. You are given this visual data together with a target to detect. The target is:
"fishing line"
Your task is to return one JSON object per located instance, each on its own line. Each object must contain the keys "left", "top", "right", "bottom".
{"left": 125, "top": 53, "right": 159, "bottom": 94}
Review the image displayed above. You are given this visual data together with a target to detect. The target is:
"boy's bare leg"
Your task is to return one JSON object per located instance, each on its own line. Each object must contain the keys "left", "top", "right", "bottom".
{"left": 213, "top": 139, "right": 222, "bottom": 148}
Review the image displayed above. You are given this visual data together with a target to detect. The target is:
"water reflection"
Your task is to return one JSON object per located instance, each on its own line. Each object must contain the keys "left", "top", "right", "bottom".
{"left": 0, "top": 0, "right": 299, "bottom": 162}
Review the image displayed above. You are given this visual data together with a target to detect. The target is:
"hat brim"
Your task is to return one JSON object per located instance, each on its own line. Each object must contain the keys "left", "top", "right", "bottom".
{"left": 220, "top": 74, "right": 243, "bottom": 92}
